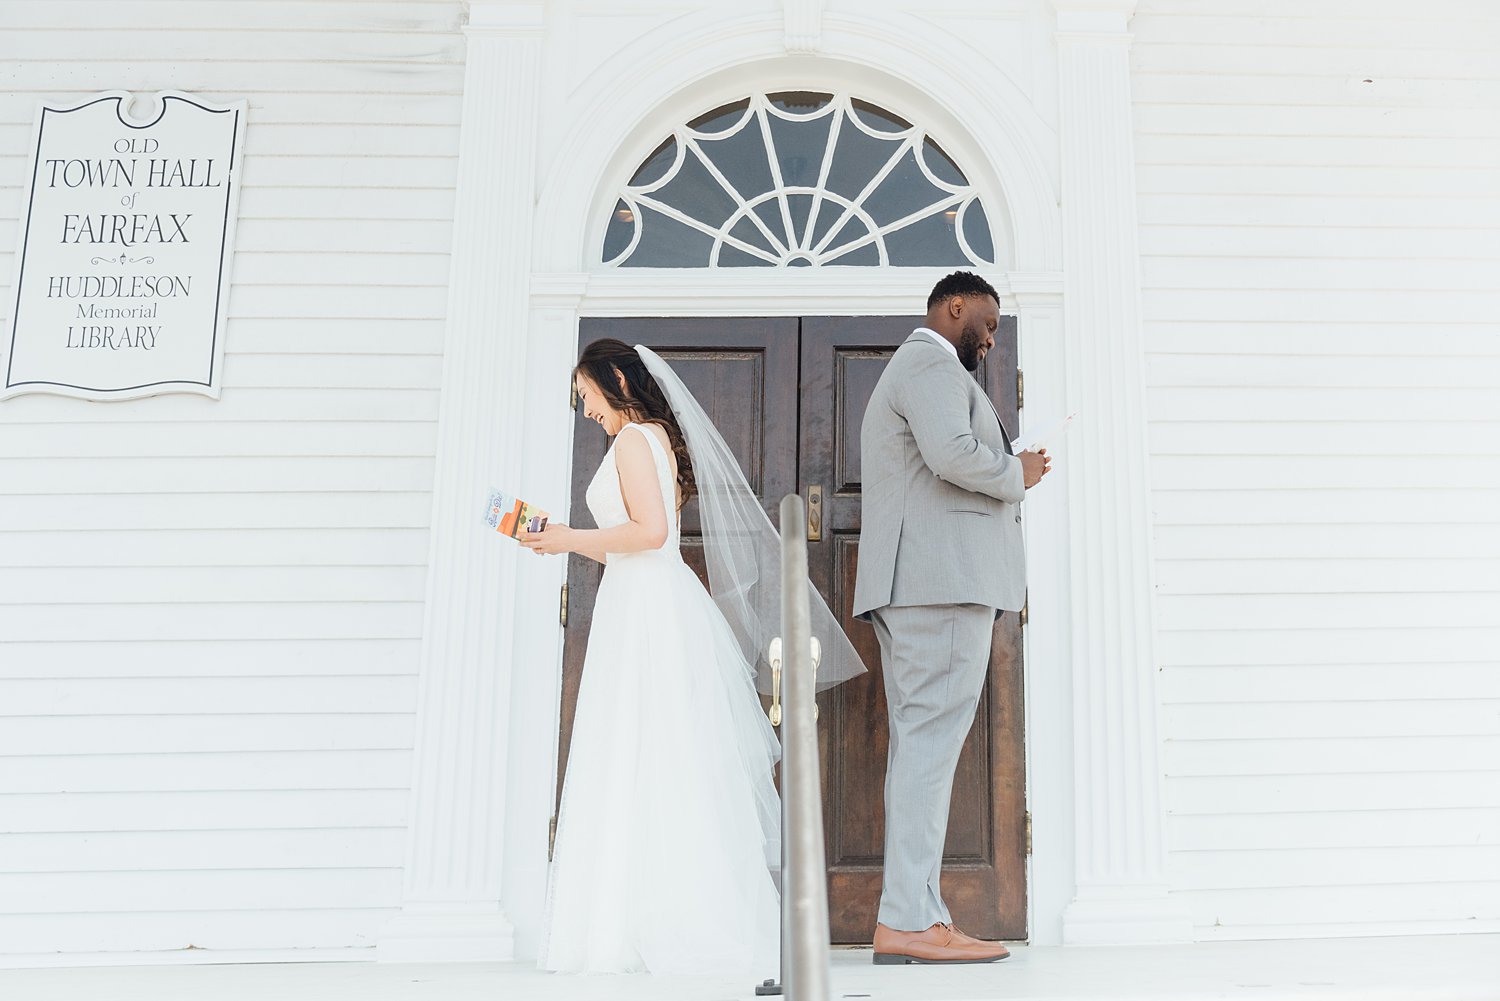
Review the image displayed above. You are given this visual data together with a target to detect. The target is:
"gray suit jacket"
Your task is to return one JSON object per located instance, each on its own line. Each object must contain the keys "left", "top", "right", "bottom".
{"left": 853, "top": 332, "right": 1026, "bottom": 620}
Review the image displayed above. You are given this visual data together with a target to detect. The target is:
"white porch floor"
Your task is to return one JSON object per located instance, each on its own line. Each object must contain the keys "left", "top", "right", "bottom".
{"left": 3, "top": 934, "right": 1499, "bottom": 1001}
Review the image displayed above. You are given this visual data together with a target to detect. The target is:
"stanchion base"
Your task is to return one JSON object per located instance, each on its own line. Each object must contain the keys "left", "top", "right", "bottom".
{"left": 754, "top": 978, "right": 783, "bottom": 996}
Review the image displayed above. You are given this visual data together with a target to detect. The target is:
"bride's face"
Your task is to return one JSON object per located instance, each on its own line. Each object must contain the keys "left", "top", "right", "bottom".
{"left": 575, "top": 373, "right": 632, "bottom": 437}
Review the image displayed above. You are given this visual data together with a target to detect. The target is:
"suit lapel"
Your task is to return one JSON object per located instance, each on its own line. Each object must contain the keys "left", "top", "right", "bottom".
{"left": 905, "top": 331, "right": 1013, "bottom": 451}
{"left": 974, "top": 380, "right": 1014, "bottom": 454}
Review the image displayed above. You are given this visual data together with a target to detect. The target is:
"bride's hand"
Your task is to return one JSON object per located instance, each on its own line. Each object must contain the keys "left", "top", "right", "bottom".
{"left": 522, "top": 523, "right": 574, "bottom": 556}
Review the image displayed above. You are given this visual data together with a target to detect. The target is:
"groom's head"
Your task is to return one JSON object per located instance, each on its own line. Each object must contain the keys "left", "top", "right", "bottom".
{"left": 925, "top": 271, "right": 1000, "bottom": 372}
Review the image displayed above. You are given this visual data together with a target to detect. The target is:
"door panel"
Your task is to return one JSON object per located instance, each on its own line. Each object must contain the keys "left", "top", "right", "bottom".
{"left": 558, "top": 318, "right": 799, "bottom": 806}
{"left": 800, "top": 316, "right": 1025, "bottom": 942}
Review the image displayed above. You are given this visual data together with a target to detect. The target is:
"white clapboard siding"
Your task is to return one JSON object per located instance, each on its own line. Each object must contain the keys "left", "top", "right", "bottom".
{"left": 0, "top": 2, "right": 464, "bottom": 33}
{"left": 0, "top": 869, "right": 405, "bottom": 914}
{"left": 3, "top": 790, "right": 411, "bottom": 834}
{"left": 0, "top": 492, "right": 435, "bottom": 530}
{"left": 1165, "top": 735, "right": 1500, "bottom": 776}
{"left": 0, "top": 604, "right": 428, "bottom": 644}
{"left": 3, "top": 749, "right": 414, "bottom": 793}
{"left": 1, "top": 675, "right": 418, "bottom": 715}
{"left": 0, "top": 640, "right": 423, "bottom": 679}
{"left": 1171, "top": 808, "right": 1500, "bottom": 851}
{"left": 3, "top": 389, "right": 443, "bottom": 423}
{"left": 4, "top": 828, "right": 408, "bottom": 871}
{"left": 0, "top": 424, "right": 440, "bottom": 459}
{"left": 0, "top": 910, "right": 386, "bottom": 956}
{"left": 0, "top": 0, "right": 465, "bottom": 959}
{"left": 1134, "top": 0, "right": 1500, "bottom": 939}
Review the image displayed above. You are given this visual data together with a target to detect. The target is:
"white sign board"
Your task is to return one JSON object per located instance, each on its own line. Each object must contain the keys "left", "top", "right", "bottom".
{"left": 3, "top": 91, "right": 246, "bottom": 401}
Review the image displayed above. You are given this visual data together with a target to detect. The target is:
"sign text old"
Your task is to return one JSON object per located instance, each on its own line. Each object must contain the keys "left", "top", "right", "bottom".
{"left": 3, "top": 91, "right": 246, "bottom": 400}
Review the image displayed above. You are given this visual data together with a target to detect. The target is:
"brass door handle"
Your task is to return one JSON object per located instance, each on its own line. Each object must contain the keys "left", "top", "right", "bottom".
{"left": 806, "top": 485, "right": 823, "bottom": 542}
{"left": 768, "top": 638, "right": 783, "bottom": 727}
{"left": 767, "top": 636, "right": 822, "bottom": 726}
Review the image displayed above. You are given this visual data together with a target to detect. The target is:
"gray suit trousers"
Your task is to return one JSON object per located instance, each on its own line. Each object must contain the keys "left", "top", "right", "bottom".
{"left": 869, "top": 602, "right": 996, "bottom": 931}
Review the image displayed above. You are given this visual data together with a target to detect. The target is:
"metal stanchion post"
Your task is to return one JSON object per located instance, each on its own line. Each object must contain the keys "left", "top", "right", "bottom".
{"left": 756, "top": 635, "right": 787, "bottom": 998}
{"left": 754, "top": 494, "right": 832, "bottom": 999}
{"left": 755, "top": 631, "right": 821, "bottom": 997}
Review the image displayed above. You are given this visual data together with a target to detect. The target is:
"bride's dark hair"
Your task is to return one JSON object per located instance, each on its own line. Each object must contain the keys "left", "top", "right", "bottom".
{"left": 575, "top": 339, "right": 696, "bottom": 509}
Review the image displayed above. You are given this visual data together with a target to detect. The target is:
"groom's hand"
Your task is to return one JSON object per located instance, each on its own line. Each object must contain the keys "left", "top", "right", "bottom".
{"left": 1020, "top": 449, "right": 1051, "bottom": 489}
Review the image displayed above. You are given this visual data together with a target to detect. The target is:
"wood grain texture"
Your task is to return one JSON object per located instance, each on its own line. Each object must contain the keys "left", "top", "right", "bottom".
{"left": 802, "top": 315, "right": 1026, "bottom": 942}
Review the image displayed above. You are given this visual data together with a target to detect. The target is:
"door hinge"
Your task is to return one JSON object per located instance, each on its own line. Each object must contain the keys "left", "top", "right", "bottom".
{"left": 1016, "top": 369, "right": 1025, "bottom": 410}
{"left": 1024, "top": 811, "right": 1033, "bottom": 856}
{"left": 1019, "top": 599, "right": 1028, "bottom": 628}
{"left": 559, "top": 583, "right": 569, "bottom": 627}
{"left": 548, "top": 815, "right": 558, "bottom": 860}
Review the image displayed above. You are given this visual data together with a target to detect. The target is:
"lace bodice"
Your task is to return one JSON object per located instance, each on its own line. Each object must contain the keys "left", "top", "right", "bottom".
{"left": 584, "top": 422, "right": 681, "bottom": 560}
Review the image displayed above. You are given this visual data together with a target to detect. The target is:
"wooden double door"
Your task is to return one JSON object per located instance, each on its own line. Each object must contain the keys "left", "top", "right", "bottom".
{"left": 558, "top": 316, "right": 1027, "bottom": 942}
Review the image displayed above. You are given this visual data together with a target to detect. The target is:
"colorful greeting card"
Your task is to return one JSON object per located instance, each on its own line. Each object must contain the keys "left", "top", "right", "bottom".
{"left": 484, "top": 488, "right": 549, "bottom": 541}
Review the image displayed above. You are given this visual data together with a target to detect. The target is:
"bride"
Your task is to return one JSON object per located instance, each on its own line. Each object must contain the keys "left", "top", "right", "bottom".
{"left": 522, "top": 338, "right": 863, "bottom": 976}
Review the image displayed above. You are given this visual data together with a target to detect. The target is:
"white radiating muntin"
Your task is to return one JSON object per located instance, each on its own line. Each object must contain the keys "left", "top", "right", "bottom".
{"left": 604, "top": 92, "right": 996, "bottom": 268}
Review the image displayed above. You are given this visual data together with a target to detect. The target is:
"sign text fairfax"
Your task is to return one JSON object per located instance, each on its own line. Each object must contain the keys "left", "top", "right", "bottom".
{"left": 3, "top": 91, "right": 246, "bottom": 400}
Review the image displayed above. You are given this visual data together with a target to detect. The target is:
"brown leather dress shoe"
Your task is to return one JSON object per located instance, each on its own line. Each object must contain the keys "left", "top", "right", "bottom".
{"left": 949, "top": 925, "right": 1012, "bottom": 958}
{"left": 872, "top": 922, "right": 1011, "bottom": 965}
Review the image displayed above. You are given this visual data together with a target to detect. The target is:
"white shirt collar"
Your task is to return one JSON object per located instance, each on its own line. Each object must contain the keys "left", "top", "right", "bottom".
{"left": 914, "top": 326, "right": 959, "bottom": 361}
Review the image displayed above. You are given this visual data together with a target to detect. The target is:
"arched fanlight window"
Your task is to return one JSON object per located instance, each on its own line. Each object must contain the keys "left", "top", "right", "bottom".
{"left": 602, "top": 92, "right": 997, "bottom": 268}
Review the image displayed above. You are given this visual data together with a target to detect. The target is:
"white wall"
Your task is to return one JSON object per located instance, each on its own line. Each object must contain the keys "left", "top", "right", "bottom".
{"left": 5, "top": 0, "right": 1499, "bottom": 964}
{"left": 0, "top": 0, "right": 463, "bottom": 959}
{"left": 1132, "top": 0, "right": 1500, "bottom": 939}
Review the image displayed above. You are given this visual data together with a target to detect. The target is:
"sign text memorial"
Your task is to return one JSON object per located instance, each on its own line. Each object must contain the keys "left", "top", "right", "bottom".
{"left": 3, "top": 91, "right": 246, "bottom": 400}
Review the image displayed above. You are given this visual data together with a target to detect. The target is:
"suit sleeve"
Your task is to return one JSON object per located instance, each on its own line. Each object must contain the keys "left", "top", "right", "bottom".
{"left": 892, "top": 349, "right": 1026, "bottom": 504}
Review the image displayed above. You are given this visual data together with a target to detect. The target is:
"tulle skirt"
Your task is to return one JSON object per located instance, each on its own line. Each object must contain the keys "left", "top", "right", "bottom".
{"left": 538, "top": 550, "right": 782, "bottom": 976}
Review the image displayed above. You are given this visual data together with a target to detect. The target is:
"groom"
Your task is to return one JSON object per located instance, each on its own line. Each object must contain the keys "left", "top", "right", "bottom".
{"left": 853, "top": 271, "right": 1050, "bottom": 965}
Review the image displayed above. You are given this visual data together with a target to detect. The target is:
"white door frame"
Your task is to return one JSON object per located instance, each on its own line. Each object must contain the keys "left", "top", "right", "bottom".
{"left": 503, "top": 15, "right": 1069, "bottom": 949}
{"left": 504, "top": 271, "right": 1069, "bottom": 961}
{"left": 383, "top": 1, "right": 1187, "bottom": 963}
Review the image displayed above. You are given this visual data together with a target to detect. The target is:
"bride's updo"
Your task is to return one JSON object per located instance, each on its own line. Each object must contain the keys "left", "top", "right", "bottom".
{"left": 575, "top": 339, "right": 696, "bottom": 509}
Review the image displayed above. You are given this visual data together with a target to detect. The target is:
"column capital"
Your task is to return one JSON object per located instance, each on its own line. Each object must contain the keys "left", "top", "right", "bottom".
{"left": 1008, "top": 271, "right": 1065, "bottom": 308}
{"left": 530, "top": 272, "right": 590, "bottom": 310}
{"left": 1051, "top": 0, "right": 1136, "bottom": 37}
{"left": 466, "top": 2, "right": 545, "bottom": 35}
{"left": 1050, "top": 0, "right": 1137, "bottom": 13}
{"left": 783, "top": 0, "right": 823, "bottom": 53}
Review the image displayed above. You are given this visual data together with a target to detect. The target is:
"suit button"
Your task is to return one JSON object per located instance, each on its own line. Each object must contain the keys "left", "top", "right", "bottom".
{"left": 1014, "top": 515, "right": 1021, "bottom": 524}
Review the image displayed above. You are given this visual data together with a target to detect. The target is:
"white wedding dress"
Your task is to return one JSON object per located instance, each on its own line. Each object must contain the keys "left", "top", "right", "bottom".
{"left": 538, "top": 422, "right": 782, "bottom": 977}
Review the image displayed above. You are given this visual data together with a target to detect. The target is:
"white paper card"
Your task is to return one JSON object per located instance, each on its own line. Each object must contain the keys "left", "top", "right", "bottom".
{"left": 1011, "top": 411, "right": 1078, "bottom": 453}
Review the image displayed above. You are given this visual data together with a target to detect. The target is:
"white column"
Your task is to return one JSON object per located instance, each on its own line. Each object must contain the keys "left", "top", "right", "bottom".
{"left": 499, "top": 278, "right": 588, "bottom": 959}
{"left": 1011, "top": 284, "right": 1075, "bottom": 946}
{"left": 1052, "top": 1, "right": 1193, "bottom": 944}
{"left": 378, "top": 2, "right": 545, "bottom": 963}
